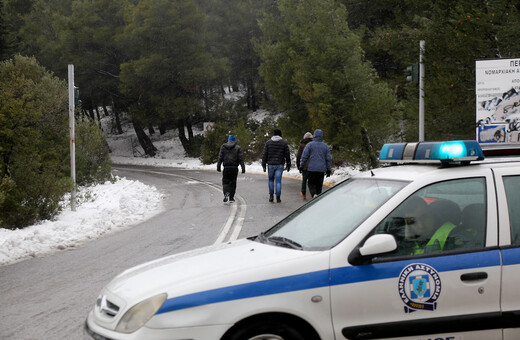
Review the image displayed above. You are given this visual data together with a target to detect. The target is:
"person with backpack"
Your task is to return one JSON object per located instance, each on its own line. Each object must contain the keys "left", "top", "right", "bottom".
{"left": 217, "top": 135, "right": 245, "bottom": 203}
{"left": 299, "top": 129, "right": 332, "bottom": 198}
{"left": 262, "top": 129, "right": 291, "bottom": 203}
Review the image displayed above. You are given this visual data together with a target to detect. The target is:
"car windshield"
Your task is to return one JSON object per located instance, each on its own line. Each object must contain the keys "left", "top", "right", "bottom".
{"left": 257, "top": 178, "right": 408, "bottom": 250}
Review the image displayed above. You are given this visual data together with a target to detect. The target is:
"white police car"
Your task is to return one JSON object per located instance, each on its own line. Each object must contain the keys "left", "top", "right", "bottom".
{"left": 85, "top": 140, "right": 520, "bottom": 340}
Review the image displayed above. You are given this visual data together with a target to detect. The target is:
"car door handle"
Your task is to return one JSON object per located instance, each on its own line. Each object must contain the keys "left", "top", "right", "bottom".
{"left": 460, "top": 272, "right": 488, "bottom": 281}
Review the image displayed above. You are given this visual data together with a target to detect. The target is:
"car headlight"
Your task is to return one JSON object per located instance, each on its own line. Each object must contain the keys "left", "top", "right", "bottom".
{"left": 115, "top": 293, "right": 167, "bottom": 333}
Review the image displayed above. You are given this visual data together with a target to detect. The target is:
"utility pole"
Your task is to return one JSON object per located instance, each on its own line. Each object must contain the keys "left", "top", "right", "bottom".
{"left": 419, "top": 40, "right": 425, "bottom": 142}
{"left": 406, "top": 41, "right": 426, "bottom": 141}
{"left": 68, "top": 64, "right": 76, "bottom": 211}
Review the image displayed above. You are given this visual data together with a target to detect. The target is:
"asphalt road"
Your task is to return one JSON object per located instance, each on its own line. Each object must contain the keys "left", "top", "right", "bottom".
{"left": 0, "top": 165, "right": 310, "bottom": 339}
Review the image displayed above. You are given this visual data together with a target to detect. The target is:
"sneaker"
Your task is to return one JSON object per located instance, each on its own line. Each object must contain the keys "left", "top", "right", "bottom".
{"left": 223, "top": 193, "right": 229, "bottom": 203}
{"left": 300, "top": 192, "right": 306, "bottom": 200}
{"left": 229, "top": 198, "right": 235, "bottom": 203}
{"left": 269, "top": 194, "right": 274, "bottom": 203}
{"left": 276, "top": 196, "right": 281, "bottom": 203}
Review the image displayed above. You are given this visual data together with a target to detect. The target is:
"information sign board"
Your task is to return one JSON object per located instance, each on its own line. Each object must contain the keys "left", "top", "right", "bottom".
{"left": 476, "top": 58, "right": 520, "bottom": 144}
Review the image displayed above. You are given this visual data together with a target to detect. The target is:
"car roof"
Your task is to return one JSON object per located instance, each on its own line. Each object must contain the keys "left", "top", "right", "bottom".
{"left": 355, "top": 156, "right": 520, "bottom": 182}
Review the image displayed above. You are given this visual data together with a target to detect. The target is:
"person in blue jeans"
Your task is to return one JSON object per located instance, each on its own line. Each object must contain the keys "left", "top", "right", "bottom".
{"left": 262, "top": 129, "right": 291, "bottom": 203}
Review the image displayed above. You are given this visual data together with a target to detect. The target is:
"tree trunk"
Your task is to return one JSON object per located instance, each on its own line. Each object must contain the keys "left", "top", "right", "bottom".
{"left": 148, "top": 125, "right": 155, "bottom": 135}
{"left": 94, "top": 106, "right": 102, "bottom": 129}
{"left": 159, "top": 124, "right": 166, "bottom": 135}
{"left": 177, "top": 119, "right": 190, "bottom": 153}
{"left": 87, "top": 101, "right": 95, "bottom": 120}
{"left": 111, "top": 97, "right": 124, "bottom": 134}
{"left": 361, "top": 127, "right": 378, "bottom": 169}
{"left": 133, "top": 121, "right": 156, "bottom": 157}
{"left": 186, "top": 120, "right": 194, "bottom": 141}
{"left": 94, "top": 106, "right": 101, "bottom": 121}
{"left": 246, "top": 77, "right": 258, "bottom": 112}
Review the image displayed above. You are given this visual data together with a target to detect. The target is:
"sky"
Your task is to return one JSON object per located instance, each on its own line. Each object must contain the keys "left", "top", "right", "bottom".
{"left": 0, "top": 110, "right": 358, "bottom": 266}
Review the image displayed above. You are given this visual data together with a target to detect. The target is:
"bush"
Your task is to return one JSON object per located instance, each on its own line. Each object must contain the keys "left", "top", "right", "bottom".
{"left": 75, "top": 119, "right": 112, "bottom": 185}
{"left": 200, "top": 116, "right": 277, "bottom": 165}
{"left": 0, "top": 56, "right": 112, "bottom": 229}
{"left": 0, "top": 56, "right": 71, "bottom": 228}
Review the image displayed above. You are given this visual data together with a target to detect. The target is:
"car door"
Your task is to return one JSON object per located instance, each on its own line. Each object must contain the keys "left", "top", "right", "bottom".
{"left": 330, "top": 175, "right": 502, "bottom": 340}
{"left": 494, "top": 167, "right": 520, "bottom": 340}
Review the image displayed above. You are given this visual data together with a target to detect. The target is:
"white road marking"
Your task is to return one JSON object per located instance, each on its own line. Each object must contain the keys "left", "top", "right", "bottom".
{"left": 114, "top": 167, "right": 247, "bottom": 245}
{"left": 228, "top": 195, "right": 247, "bottom": 242}
{"left": 213, "top": 203, "right": 238, "bottom": 245}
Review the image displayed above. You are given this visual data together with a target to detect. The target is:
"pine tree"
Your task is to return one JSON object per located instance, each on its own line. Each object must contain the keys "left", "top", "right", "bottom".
{"left": 258, "top": 0, "right": 398, "bottom": 166}
{"left": 118, "top": 0, "right": 226, "bottom": 156}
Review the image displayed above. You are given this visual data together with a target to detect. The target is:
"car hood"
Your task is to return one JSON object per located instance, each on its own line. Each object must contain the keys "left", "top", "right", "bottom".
{"left": 104, "top": 238, "right": 327, "bottom": 308}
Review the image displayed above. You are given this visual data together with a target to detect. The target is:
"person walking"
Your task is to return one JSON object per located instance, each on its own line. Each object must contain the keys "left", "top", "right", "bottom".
{"left": 217, "top": 135, "right": 245, "bottom": 203}
{"left": 296, "top": 132, "right": 313, "bottom": 199}
{"left": 299, "top": 129, "right": 332, "bottom": 198}
{"left": 262, "top": 129, "right": 291, "bottom": 203}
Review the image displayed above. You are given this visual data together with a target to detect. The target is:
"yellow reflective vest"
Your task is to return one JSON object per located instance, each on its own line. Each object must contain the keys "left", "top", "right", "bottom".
{"left": 413, "top": 222, "right": 457, "bottom": 255}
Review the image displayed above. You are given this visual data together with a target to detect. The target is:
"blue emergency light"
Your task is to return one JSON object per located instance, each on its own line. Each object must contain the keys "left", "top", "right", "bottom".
{"left": 379, "top": 140, "right": 485, "bottom": 164}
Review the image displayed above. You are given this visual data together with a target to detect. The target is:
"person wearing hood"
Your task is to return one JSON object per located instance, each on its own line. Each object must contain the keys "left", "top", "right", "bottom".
{"left": 217, "top": 135, "right": 245, "bottom": 203}
{"left": 261, "top": 129, "right": 291, "bottom": 203}
{"left": 296, "top": 132, "right": 313, "bottom": 199}
{"left": 299, "top": 129, "right": 332, "bottom": 198}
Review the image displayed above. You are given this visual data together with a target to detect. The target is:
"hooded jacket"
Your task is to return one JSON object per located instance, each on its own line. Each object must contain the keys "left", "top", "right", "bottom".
{"left": 296, "top": 136, "right": 313, "bottom": 171}
{"left": 299, "top": 129, "right": 332, "bottom": 173}
{"left": 262, "top": 135, "right": 291, "bottom": 168}
{"left": 217, "top": 141, "right": 245, "bottom": 172}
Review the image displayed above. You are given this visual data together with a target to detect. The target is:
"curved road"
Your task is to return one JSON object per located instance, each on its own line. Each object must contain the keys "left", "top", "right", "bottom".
{"left": 0, "top": 165, "right": 310, "bottom": 339}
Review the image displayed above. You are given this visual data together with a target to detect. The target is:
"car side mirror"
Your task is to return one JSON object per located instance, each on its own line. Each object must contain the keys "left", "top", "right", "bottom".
{"left": 360, "top": 234, "right": 397, "bottom": 256}
{"left": 348, "top": 234, "right": 397, "bottom": 265}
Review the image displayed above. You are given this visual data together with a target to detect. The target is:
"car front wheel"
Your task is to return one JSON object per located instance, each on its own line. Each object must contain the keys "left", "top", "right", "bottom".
{"left": 224, "top": 319, "right": 311, "bottom": 340}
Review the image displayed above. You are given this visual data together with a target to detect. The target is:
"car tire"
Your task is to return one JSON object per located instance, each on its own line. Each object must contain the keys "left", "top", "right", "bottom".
{"left": 224, "top": 319, "right": 310, "bottom": 340}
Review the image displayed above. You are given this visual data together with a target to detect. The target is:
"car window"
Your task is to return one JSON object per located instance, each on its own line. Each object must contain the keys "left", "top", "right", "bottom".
{"left": 373, "top": 177, "right": 487, "bottom": 259}
{"left": 503, "top": 176, "right": 520, "bottom": 245}
{"left": 262, "top": 178, "right": 408, "bottom": 250}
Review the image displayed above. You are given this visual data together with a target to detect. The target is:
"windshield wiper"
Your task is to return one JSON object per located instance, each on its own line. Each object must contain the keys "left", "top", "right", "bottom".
{"left": 266, "top": 236, "right": 303, "bottom": 250}
{"left": 255, "top": 232, "right": 267, "bottom": 243}
{"left": 255, "top": 232, "right": 268, "bottom": 243}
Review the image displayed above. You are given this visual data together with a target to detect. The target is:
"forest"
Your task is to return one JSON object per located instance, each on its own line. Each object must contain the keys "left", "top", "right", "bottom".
{"left": 1, "top": 0, "right": 520, "bottom": 228}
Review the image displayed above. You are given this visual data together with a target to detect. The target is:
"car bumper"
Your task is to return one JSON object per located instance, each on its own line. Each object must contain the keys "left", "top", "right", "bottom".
{"left": 85, "top": 313, "right": 233, "bottom": 340}
{"left": 84, "top": 321, "right": 113, "bottom": 340}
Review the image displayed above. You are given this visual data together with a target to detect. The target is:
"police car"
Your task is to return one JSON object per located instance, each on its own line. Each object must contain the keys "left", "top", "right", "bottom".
{"left": 85, "top": 140, "right": 520, "bottom": 340}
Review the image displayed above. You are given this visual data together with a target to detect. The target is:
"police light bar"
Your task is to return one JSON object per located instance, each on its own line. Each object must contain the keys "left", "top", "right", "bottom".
{"left": 379, "top": 141, "right": 485, "bottom": 164}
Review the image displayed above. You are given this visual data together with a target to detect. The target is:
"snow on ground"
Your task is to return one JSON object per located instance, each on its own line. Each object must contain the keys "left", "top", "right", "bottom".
{"left": 0, "top": 178, "right": 165, "bottom": 266}
{"left": 0, "top": 109, "right": 359, "bottom": 266}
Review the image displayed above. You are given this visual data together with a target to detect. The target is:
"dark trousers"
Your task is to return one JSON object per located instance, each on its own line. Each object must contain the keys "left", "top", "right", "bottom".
{"left": 222, "top": 167, "right": 239, "bottom": 199}
{"left": 307, "top": 171, "right": 325, "bottom": 197}
{"left": 301, "top": 169, "right": 309, "bottom": 195}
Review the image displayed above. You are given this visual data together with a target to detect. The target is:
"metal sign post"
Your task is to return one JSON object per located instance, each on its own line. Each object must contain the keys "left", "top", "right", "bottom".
{"left": 68, "top": 64, "right": 76, "bottom": 211}
{"left": 419, "top": 40, "right": 425, "bottom": 142}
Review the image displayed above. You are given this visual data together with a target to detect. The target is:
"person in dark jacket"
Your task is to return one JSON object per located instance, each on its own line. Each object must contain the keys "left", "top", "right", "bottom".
{"left": 296, "top": 131, "right": 313, "bottom": 199}
{"left": 300, "top": 129, "right": 332, "bottom": 198}
{"left": 261, "top": 129, "right": 291, "bottom": 203}
{"left": 217, "top": 135, "right": 245, "bottom": 203}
